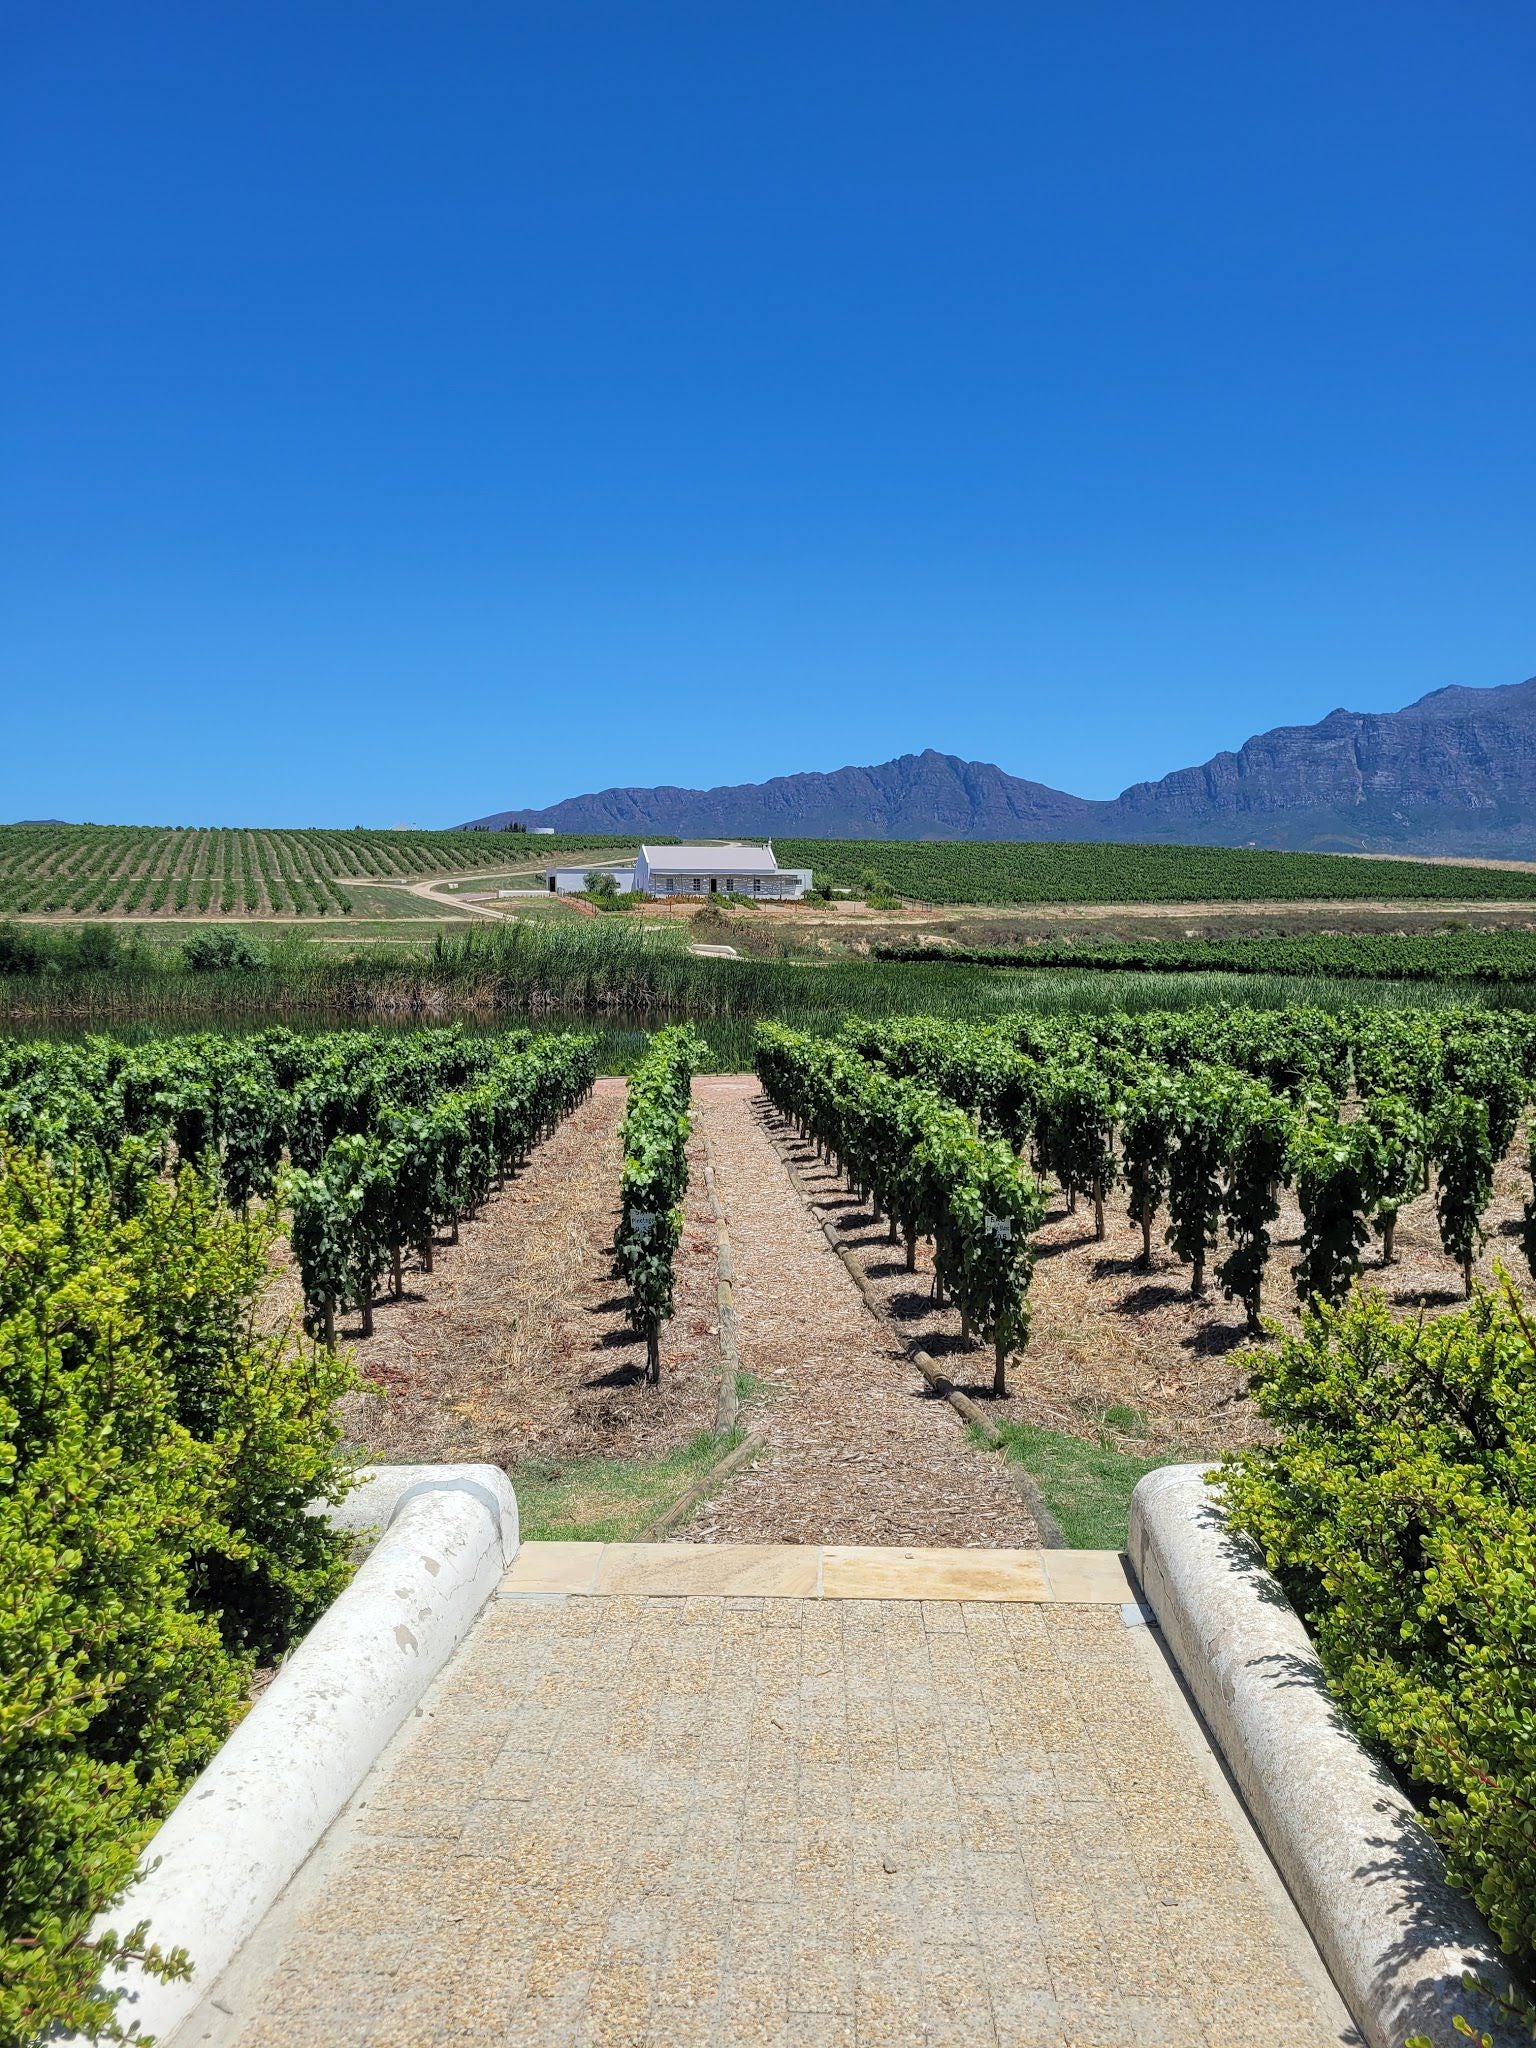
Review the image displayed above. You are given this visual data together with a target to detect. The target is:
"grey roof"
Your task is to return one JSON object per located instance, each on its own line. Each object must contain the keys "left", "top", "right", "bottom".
{"left": 640, "top": 843, "right": 779, "bottom": 874}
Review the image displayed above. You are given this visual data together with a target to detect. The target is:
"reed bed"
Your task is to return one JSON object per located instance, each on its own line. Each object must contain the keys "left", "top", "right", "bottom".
{"left": 3, "top": 916, "right": 1533, "bottom": 1063}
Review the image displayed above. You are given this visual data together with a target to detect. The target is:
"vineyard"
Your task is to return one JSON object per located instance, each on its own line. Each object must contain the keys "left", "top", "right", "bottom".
{"left": 0, "top": 1020, "right": 618, "bottom": 2038}
{"left": 755, "top": 1002, "right": 1536, "bottom": 1351}
{"left": 6, "top": 1003, "right": 1536, "bottom": 2033}
{"left": 0, "top": 825, "right": 639, "bottom": 916}
{"left": 7, "top": 824, "right": 1536, "bottom": 919}
{"left": 874, "top": 929, "right": 1536, "bottom": 983}
{"left": 779, "top": 836, "right": 1536, "bottom": 905}
{"left": 0, "top": 1025, "right": 598, "bottom": 1340}
{"left": 612, "top": 1026, "right": 704, "bottom": 1382}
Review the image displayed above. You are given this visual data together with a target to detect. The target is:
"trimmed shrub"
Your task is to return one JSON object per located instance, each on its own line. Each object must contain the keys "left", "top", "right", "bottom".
{"left": 1216, "top": 1280, "right": 1536, "bottom": 1980}
{"left": 0, "top": 1147, "right": 355, "bottom": 2042}
{"left": 181, "top": 927, "right": 260, "bottom": 972}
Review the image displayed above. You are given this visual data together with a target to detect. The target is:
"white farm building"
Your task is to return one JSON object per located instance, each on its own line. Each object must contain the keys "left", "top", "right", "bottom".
{"left": 545, "top": 842, "right": 813, "bottom": 900}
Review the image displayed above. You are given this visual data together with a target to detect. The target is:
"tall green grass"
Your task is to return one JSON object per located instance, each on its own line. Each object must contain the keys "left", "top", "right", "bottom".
{"left": 3, "top": 915, "right": 1534, "bottom": 1050}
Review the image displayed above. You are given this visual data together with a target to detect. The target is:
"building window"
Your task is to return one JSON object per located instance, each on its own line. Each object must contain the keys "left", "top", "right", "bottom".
{"left": 753, "top": 878, "right": 760, "bottom": 894}
{"left": 693, "top": 878, "right": 702, "bottom": 893}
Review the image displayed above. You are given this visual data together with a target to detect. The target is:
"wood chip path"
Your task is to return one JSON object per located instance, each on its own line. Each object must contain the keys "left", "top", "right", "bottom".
{"left": 688, "top": 1078, "right": 1037, "bottom": 1547}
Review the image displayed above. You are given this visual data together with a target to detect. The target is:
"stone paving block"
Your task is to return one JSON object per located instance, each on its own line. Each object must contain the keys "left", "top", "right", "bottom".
{"left": 1058, "top": 1992, "right": 1162, "bottom": 2048}
{"left": 821, "top": 1546, "right": 1050, "bottom": 1603}
{"left": 597, "top": 1544, "right": 820, "bottom": 1599}
{"left": 991, "top": 1983, "right": 1069, "bottom": 2048}
{"left": 196, "top": 1588, "right": 1354, "bottom": 2048}
{"left": 734, "top": 1837, "right": 798, "bottom": 1902}
{"left": 853, "top": 1973, "right": 929, "bottom": 2042}
{"left": 527, "top": 1927, "right": 606, "bottom": 1995}
{"left": 503, "top": 1541, "right": 607, "bottom": 1594}
{"left": 788, "top": 1931, "right": 855, "bottom": 2016}
{"left": 720, "top": 1969, "right": 790, "bottom": 2033}
{"left": 1037, "top": 1551, "right": 1135, "bottom": 1604}
{"left": 781, "top": 2016, "right": 857, "bottom": 2047}
{"left": 655, "top": 1930, "right": 730, "bottom": 2010}
{"left": 642, "top": 2009, "right": 717, "bottom": 2047}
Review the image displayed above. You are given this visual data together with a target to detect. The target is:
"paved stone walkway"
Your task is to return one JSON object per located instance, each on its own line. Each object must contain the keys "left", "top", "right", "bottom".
{"left": 184, "top": 1547, "right": 1357, "bottom": 2048}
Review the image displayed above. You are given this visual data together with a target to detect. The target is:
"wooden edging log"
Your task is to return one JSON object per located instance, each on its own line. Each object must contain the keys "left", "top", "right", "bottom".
{"left": 636, "top": 1429, "right": 767, "bottom": 1540}
{"left": 749, "top": 1096, "right": 1066, "bottom": 1548}
{"left": 702, "top": 1130, "right": 742, "bottom": 1435}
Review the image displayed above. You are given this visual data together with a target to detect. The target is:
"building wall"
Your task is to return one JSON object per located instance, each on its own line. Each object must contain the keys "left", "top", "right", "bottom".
{"left": 553, "top": 851, "right": 811, "bottom": 899}
{"left": 547, "top": 866, "right": 636, "bottom": 894}
{"left": 644, "top": 870, "right": 808, "bottom": 900}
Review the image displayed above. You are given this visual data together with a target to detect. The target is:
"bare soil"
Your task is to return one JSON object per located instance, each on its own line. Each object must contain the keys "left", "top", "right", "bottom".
{"left": 756, "top": 1092, "right": 1536, "bottom": 1464}
{"left": 1011, "top": 1139, "right": 1536, "bottom": 1457}
{"left": 261, "top": 1068, "right": 1535, "bottom": 1544}
{"left": 642, "top": 895, "right": 1536, "bottom": 961}
{"left": 322, "top": 1080, "right": 723, "bottom": 1468}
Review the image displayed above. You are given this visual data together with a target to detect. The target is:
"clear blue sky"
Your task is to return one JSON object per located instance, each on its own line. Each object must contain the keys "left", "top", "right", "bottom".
{"left": 2, "top": 1, "right": 1532, "bottom": 827}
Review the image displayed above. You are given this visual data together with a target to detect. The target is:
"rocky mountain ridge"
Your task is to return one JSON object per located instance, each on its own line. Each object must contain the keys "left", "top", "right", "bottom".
{"left": 464, "top": 674, "right": 1536, "bottom": 855}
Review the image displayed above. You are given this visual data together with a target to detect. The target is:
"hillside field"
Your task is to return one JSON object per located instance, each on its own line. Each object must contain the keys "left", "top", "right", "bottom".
{"left": 0, "top": 825, "right": 638, "bottom": 917}
{"left": 5, "top": 822, "right": 1536, "bottom": 919}
{"left": 778, "top": 835, "right": 1536, "bottom": 904}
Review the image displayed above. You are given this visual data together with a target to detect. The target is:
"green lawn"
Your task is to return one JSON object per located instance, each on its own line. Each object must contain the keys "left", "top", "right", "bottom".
{"left": 433, "top": 850, "right": 637, "bottom": 890}
{"left": 333, "top": 881, "right": 464, "bottom": 917}
{"left": 508, "top": 1428, "right": 742, "bottom": 1541}
{"left": 982, "top": 1418, "right": 1188, "bottom": 1549}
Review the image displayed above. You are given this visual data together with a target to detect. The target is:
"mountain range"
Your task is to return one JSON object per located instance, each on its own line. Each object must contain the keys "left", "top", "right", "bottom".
{"left": 463, "top": 674, "right": 1536, "bottom": 856}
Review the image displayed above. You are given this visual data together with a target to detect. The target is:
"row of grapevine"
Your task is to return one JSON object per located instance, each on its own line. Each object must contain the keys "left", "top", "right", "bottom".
{"left": 755, "top": 1024, "right": 1044, "bottom": 1392}
{"left": 839, "top": 1005, "right": 1536, "bottom": 1323}
{"left": 0, "top": 825, "right": 647, "bottom": 915}
{"left": 873, "top": 930, "right": 1536, "bottom": 984}
{"left": 286, "top": 1034, "right": 596, "bottom": 1342}
{"left": 613, "top": 1026, "right": 704, "bottom": 1383}
{"left": 0, "top": 1024, "right": 596, "bottom": 1341}
{"left": 778, "top": 837, "right": 1536, "bottom": 906}
{"left": 0, "top": 1022, "right": 609, "bottom": 2043}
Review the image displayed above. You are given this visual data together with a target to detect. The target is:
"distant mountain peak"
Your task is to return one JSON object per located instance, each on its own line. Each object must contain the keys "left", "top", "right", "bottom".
{"left": 460, "top": 673, "right": 1536, "bottom": 857}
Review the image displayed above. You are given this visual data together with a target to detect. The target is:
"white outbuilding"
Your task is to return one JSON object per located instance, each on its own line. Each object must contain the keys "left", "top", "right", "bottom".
{"left": 544, "top": 841, "right": 813, "bottom": 900}
{"left": 543, "top": 862, "right": 637, "bottom": 895}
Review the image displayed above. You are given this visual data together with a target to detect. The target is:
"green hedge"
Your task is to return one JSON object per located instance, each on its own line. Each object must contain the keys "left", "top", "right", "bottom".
{"left": 0, "top": 1148, "right": 356, "bottom": 2044}
{"left": 1216, "top": 1281, "right": 1536, "bottom": 1982}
